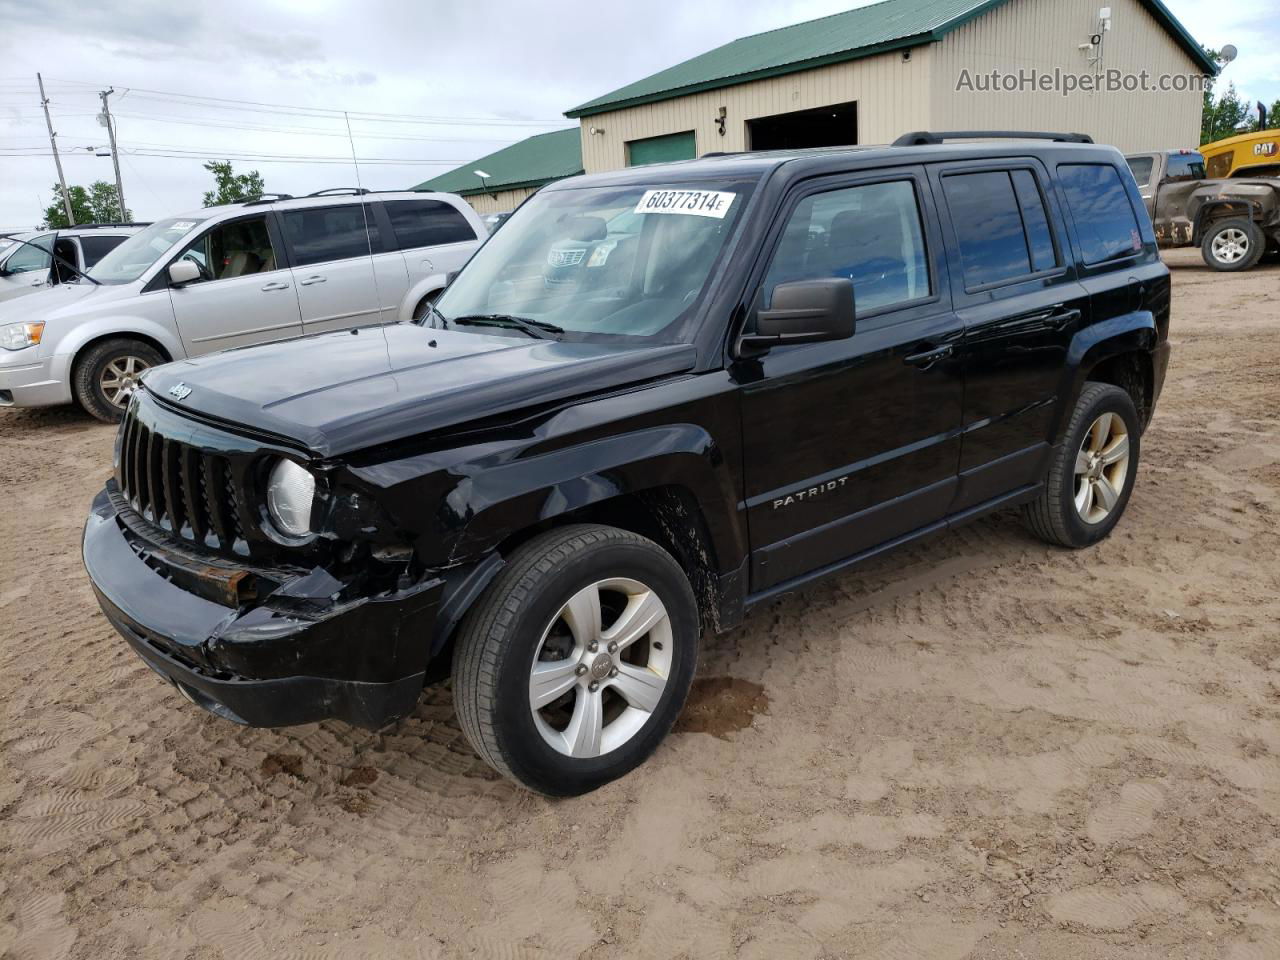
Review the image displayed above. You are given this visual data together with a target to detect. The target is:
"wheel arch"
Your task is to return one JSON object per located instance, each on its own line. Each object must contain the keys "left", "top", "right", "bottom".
{"left": 399, "top": 276, "right": 449, "bottom": 323}
{"left": 63, "top": 319, "right": 183, "bottom": 379}
{"left": 1062, "top": 316, "right": 1157, "bottom": 435}
{"left": 430, "top": 478, "right": 741, "bottom": 664}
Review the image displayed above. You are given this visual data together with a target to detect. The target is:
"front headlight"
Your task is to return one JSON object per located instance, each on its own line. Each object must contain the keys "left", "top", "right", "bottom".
{"left": 266, "top": 459, "right": 316, "bottom": 539}
{"left": 0, "top": 321, "right": 45, "bottom": 351}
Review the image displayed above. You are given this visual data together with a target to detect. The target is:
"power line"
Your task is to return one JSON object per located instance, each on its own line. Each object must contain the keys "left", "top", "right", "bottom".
{"left": 2, "top": 149, "right": 469, "bottom": 166}
{"left": 40, "top": 77, "right": 566, "bottom": 126}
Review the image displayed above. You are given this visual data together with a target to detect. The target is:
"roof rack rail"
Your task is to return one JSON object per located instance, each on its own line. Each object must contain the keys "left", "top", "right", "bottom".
{"left": 893, "top": 130, "right": 1094, "bottom": 146}
{"left": 241, "top": 192, "right": 295, "bottom": 206}
{"left": 305, "top": 188, "right": 370, "bottom": 197}
{"left": 62, "top": 221, "right": 152, "bottom": 229}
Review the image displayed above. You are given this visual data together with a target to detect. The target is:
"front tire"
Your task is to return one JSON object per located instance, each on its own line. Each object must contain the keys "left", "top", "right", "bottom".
{"left": 1022, "top": 382, "right": 1140, "bottom": 548}
{"left": 1201, "top": 218, "right": 1265, "bottom": 272}
{"left": 72, "top": 338, "right": 164, "bottom": 423}
{"left": 452, "top": 524, "right": 699, "bottom": 796}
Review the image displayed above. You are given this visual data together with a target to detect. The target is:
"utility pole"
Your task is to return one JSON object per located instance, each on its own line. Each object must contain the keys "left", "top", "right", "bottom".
{"left": 98, "top": 87, "right": 128, "bottom": 223}
{"left": 37, "top": 73, "right": 75, "bottom": 226}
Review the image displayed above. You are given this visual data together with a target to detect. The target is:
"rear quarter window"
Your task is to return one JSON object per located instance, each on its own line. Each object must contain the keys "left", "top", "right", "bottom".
{"left": 1057, "top": 164, "right": 1144, "bottom": 265}
{"left": 385, "top": 199, "right": 476, "bottom": 249}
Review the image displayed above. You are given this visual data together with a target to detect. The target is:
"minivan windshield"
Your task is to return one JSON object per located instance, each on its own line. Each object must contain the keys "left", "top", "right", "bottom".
{"left": 89, "top": 217, "right": 207, "bottom": 285}
{"left": 433, "top": 180, "right": 754, "bottom": 341}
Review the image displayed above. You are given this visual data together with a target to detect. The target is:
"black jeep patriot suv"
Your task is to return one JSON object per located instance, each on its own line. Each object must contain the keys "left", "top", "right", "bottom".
{"left": 84, "top": 132, "right": 1171, "bottom": 795}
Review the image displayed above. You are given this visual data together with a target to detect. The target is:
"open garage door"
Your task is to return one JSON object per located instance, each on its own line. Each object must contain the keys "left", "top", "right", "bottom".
{"left": 748, "top": 101, "right": 857, "bottom": 151}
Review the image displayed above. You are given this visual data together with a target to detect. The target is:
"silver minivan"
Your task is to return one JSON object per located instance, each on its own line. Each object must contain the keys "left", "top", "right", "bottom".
{"left": 0, "top": 225, "right": 142, "bottom": 304}
{"left": 0, "top": 190, "right": 485, "bottom": 421}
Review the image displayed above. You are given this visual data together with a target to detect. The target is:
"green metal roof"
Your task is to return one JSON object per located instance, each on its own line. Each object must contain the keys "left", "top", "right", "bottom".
{"left": 412, "top": 127, "right": 583, "bottom": 196}
{"left": 566, "top": 0, "right": 1218, "bottom": 118}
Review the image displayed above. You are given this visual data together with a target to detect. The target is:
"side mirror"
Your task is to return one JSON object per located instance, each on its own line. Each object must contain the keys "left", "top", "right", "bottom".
{"left": 739, "top": 278, "right": 855, "bottom": 352}
{"left": 168, "top": 260, "right": 201, "bottom": 287}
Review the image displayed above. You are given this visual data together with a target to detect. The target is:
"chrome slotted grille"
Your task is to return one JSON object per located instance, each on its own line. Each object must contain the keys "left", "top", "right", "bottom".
{"left": 117, "top": 404, "right": 247, "bottom": 554}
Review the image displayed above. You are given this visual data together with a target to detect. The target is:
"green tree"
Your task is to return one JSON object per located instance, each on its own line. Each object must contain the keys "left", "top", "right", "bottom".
{"left": 202, "top": 161, "right": 266, "bottom": 206}
{"left": 42, "top": 181, "right": 131, "bottom": 228}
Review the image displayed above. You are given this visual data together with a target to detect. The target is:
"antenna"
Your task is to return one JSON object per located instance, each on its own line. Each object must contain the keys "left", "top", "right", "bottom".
{"left": 344, "top": 111, "right": 385, "bottom": 325}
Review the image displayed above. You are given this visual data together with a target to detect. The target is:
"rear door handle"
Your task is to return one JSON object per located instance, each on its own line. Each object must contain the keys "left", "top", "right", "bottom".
{"left": 261, "top": 281, "right": 291, "bottom": 291}
{"left": 903, "top": 343, "right": 954, "bottom": 369}
{"left": 298, "top": 275, "right": 327, "bottom": 286}
{"left": 1045, "top": 307, "right": 1081, "bottom": 329}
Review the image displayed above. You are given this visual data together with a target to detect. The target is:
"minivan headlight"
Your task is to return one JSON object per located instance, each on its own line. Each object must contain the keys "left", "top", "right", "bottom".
{"left": 0, "top": 321, "right": 44, "bottom": 351}
{"left": 266, "top": 459, "right": 316, "bottom": 538}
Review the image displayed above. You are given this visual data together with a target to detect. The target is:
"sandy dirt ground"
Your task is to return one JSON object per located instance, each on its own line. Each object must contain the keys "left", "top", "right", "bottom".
{"left": 2, "top": 248, "right": 1279, "bottom": 960}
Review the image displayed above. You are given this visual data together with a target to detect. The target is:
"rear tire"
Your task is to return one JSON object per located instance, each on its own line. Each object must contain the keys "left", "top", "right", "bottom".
{"left": 452, "top": 524, "right": 699, "bottom": 796}
{"left": 1201, "top": 218, "right": 1265, "bottom": 272}
{"left": 1022, "top": 382, "right": 1140, "bottom": 548}
{"left": 73, "top": 338, "right": 164, "bottom": 423}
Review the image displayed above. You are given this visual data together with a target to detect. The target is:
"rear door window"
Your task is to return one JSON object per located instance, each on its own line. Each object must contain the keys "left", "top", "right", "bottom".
{"left": 281, "top": 206, "right": 381, "bottom": 266}
{"left": 384, "top": 200, "right": 476, "bottom": 249}
{"left": 1057, "top": 164, "right": 1144, "bottom": 265}
{"left": 942, "top": 170, "right": 1059, "bottom": 288}
{"left": 78, "top": 234, "right": 127, "bottom": 267}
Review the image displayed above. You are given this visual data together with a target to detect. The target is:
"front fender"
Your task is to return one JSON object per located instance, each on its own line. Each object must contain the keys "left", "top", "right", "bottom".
{"left": 51, "top": 312, "right": 185, "bottom": 365}
{"left": 443, "top": 423, "right": 743, "bottom": 570}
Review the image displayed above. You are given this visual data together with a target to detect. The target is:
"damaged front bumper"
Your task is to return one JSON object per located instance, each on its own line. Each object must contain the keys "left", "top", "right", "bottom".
{"left": 83, "top": 485, "right": 443, "bottom": 729}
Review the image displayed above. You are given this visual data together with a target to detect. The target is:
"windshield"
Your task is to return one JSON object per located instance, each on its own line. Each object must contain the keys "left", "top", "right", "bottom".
{"left": 434, "top": 180, "right": 754, "bottom": 341}
{"left": 0, "top": 233, "right": 53, "bottom": 276}
{"left": 89, "top": 217, "right": 207, "bottom": 285}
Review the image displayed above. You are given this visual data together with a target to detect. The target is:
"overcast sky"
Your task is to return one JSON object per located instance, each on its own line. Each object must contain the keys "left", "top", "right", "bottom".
{"left": 0, "top": 0, "right": 1275, "bottom": 229}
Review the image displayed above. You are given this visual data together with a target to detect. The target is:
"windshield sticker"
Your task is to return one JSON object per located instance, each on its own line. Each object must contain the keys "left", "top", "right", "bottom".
{"left": 171, "top": 221, "right": 197, "bottom": 231}
{"left": 634, "top": 189, "right": 735, "bottom": 219}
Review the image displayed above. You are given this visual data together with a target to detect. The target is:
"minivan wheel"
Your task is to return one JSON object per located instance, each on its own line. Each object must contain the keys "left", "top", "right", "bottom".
{"left": 452, "top": 524, "right": 699, "bottom": 796}
{"left": 73, "top": 338, "right": 165, "bottom": 423}
{"left": 1201, "top": 218, "right": 1265, "bottom": 272}
{"left": 1022, "top": 382, "right": 1141, "bottom": 548}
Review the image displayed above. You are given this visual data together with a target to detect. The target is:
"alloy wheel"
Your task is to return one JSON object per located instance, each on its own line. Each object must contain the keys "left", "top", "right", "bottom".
{"left": 1074, "top": 411, "right": 1130, "bottom": 524}
{"left": 100, "top": 355, "right": 151, "bottom": 408}
{"left": 1211, "top": 228, "right": 1250, "bottom": 264}
{"left": 529, "top": 577, "right": 673, "bottom": 758}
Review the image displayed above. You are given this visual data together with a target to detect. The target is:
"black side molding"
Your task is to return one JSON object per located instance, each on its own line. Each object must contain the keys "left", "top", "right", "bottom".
{"left": 893, "top": 130, "right": 1094, "bottom": 146}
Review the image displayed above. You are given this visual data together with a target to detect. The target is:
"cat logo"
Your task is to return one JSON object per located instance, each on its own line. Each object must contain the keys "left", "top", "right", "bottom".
{"left": 168, "top": 382, "right": 193, "bottom": 401}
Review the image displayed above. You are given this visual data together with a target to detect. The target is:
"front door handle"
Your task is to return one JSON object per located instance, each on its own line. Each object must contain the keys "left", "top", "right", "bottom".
{"left": 298, "top": 275, "right": 327, "bottom": 286}
{"left": 903, "top": 343, "right": 954, "bottom": 369}
{"left": 261, "top": 281, "right": 290, "bottom": 291}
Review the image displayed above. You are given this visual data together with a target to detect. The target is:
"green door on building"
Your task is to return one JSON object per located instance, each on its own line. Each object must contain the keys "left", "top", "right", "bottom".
{"left": 627, "top": 131, "right": 697, "bottom": 166}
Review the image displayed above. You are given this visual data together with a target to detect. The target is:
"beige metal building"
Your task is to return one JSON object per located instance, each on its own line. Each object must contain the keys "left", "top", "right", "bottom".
{"left": 565, "top": 0, "right": 1216, "bottom": 172}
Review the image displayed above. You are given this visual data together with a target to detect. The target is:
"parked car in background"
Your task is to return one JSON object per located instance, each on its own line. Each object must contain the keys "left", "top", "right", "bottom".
{"left": 1125, "top": 148, "right": 1280, "bottom": 270}
{"left": 0, "top": 190, "right": 485, "bottom": 421}
{"left": 0, "top": 224, "right": 144, "bottom": 304}
{"left": 85, "top": 131, "right": 1170, "bottom": 795}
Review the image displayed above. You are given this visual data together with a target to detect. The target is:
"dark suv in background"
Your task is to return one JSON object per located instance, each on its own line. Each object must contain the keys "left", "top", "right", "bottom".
{"left": 84, "top": 131, "right": 1170, "bottom": 795}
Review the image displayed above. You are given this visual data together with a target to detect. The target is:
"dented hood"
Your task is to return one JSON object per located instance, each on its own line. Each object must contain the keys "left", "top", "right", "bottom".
{"left": 142, "top": 323, "right": 696, "bottom": 458}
